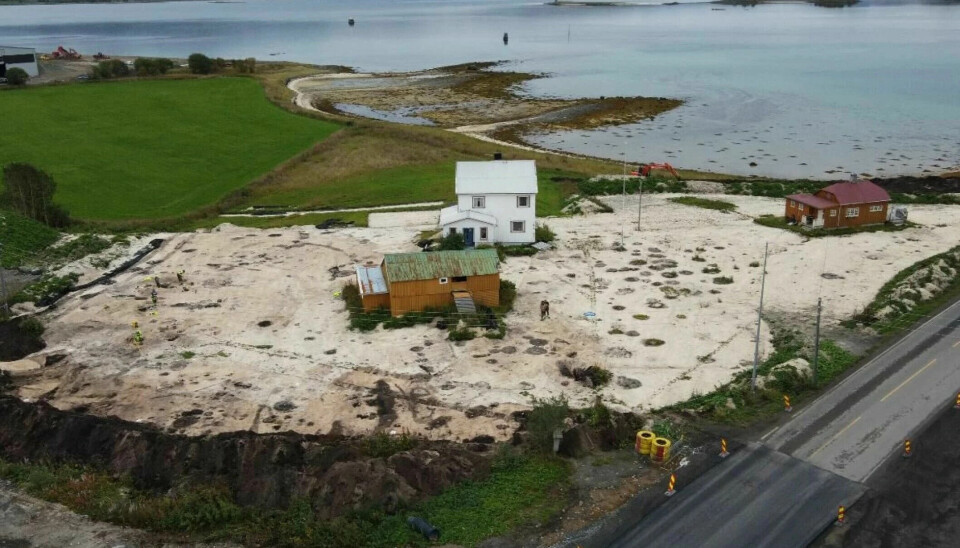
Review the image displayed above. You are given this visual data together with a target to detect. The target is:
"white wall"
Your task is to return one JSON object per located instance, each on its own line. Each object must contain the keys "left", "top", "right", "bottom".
{"left": 456, "top": 193, "right": 535, "bottom": 244}
{"left": 1, "top": 47, "right": 38, "bottom": 77}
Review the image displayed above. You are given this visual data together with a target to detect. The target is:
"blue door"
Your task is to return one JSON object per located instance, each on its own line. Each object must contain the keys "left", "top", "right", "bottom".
{"left": 463, "top": 228, "right": 475, "bottom": 247}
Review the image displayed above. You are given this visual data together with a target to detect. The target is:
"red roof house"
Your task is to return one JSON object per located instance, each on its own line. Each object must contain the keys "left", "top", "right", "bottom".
{"left": 784, "top": 179, "right": 891, "bottom": 229}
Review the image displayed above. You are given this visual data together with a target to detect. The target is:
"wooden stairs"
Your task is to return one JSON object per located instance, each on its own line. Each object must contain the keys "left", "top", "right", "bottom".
{"left": 452, "top": 291, "right": 476, "bottom": 315}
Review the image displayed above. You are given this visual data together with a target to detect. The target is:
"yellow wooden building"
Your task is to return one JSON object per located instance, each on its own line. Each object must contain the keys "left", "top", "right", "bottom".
{"left": 356, "top": 249, "right": 500, "bottom": 316}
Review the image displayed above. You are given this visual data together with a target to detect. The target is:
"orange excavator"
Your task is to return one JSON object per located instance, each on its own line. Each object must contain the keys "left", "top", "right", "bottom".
{"left": 631, "top": 162, "right": 680, "bottom": 178}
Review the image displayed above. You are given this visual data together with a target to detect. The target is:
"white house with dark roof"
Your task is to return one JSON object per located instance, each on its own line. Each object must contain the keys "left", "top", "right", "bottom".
{"left": 439, "top": 159, "right": 538, "bottom": 246}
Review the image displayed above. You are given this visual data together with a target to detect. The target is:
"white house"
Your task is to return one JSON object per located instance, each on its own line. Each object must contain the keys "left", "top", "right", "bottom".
{"left": 0, "top": 46, "right": 39, "bottom": 78}
{"left": 439, "top": 159, "right": 538, "bottom": 246}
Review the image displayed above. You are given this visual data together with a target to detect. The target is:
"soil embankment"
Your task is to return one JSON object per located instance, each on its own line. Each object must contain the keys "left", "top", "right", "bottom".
{"left": 0, "top": 396, "right": 490, "bottom": 518}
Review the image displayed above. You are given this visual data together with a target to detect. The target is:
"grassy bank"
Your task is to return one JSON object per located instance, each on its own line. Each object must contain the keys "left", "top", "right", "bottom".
{"left": 0, "top": 450, "right": 569, "bottom": 547}
{"left": 846, "top": 244, "right": 960, "bottom": 334}
{"left": 668, "top": 196, "right": 737, "bottom": 212}
{"left": 0, "top": 78, "right": 339, "bottom": 221}
{"left": 0, "top": 210, "right": 60, "bottom": 267}
{"left": 667, "top": 326, "right": 857, "bottom": 424}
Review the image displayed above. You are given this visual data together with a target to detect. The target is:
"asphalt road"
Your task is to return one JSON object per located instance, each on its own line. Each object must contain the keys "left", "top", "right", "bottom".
{"left": 607, "top": 444, "right": 864, "bottom": 548}
{"left": 764, "top": 297, "right": 960, "bottom": 482}
{"left": 604, "top": 297, "right": 960, "bottom": 547}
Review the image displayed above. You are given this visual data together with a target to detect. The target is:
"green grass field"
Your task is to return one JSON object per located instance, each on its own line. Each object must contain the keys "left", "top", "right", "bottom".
{"left": 0, "top": 78, "right": 339, "bottom": 221}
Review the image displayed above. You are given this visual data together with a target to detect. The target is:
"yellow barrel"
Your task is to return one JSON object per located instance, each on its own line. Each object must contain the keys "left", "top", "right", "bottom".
{"left": 650, "top": 437, "right": 672, "bottom": 462}
{"left": 635, "top": 431, "right": 655, "bottom": 455}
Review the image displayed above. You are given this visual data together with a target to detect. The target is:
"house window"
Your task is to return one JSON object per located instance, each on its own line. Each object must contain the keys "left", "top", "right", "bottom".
{"left": 439, "top": 277, "right": 449, "bottom": 284}
{"left": 472, "top": 196, "right": 485, "bottom": 208}
{"left": 846, "top": 207, "right": 859, "bottom": 218}
{"left": 517, "top": 196, "right": 530, "bottom": 208}
{"left": 830, "top": 209, "right": 837, "bottom": 217}
{"left": 452, "top": 276, "right": 467, "bottom": 282}
{"left": 790, "top": 200, "right": 796, "bottom": 207}
{"left": 870, "top": 205, "right": 883, "bottom": 212}
{"left": 448, "top": 227, "right": 457, "bottom": 235}
{"left": 511, "top": 221, "right": 525, "bottom": 233}
{"left": 480, "top": 227, "right": 488, "bottom": 240}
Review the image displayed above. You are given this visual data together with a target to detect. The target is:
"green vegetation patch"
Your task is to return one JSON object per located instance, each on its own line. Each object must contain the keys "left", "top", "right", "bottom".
{"left": 0, "top": 210, "right": 60, "bottom": 268}
{"left": 0, "top": 450, "right": 569, "bottom": 548}
{"left": 846, "top": 244, "right": 960, "bottom": 334}
{"left": 668, "top": 196, "right": 737, "bottom": 212}
{"left": 754, "top": 215, "right": 917, "bottom": 237}
{"left": 0, "top": 78, "right": 339, "bottom": 221}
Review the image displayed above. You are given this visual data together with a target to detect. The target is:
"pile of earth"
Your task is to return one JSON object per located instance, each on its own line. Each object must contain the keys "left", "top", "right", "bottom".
{"left": 0, "top": 396, "right": 491, "bottom": 519}
{"left": 0, "top": 317, "right": 46, "bottom": 361}
{"left": 819, "top": 406, "right": 960, "bottom": 547}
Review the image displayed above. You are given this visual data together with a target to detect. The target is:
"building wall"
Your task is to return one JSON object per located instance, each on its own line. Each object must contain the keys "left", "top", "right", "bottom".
{"left": 785, "top": 199, "right": 888, "bottom": 228}
{"left": 443, "top": 218, "right": 495, "bottom": 246}
{"left": 835, "top": 202, "right": 888, "bottom": 228}
{"left": 360, "top": 293, "right": 390, "bottom": 312}
{"left": 388, "top": 273, "right": 500, "bottom": 316}
{"left": 454, "top": 193, "right": 536, "bottom": 244}
{"left": 0, "top": 47, "right": 39, "bottom": 77}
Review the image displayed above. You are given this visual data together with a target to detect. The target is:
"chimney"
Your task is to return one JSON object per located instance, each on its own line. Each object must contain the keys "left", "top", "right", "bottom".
{"left": 493, "top": 152, "right": 503, "bottom": 161}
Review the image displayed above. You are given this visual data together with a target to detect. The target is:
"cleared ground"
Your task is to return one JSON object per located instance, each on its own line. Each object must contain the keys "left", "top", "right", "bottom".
{"left": 0, "top": 78, "right": 339, "bottom": 221}
{"left": 6, "top": 196, "right": 960, "bottom": 441}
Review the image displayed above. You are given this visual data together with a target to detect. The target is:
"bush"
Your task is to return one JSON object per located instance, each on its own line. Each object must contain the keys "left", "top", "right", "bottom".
{"left": 19, "top": 317, "right": 44, "bottom": 338}
{"left": 535, "top": 223, "right": 556, "bottom": 243}
{"left": 713, "top": 276, "right": 734, "bottom": 285}
{"left": 585, "top": 396, "right": 612, "bottom": 427}
{"left": 448, "top": 326, "right": 476, "bottom": 341}
{"left": 134, "top": 57, "right": 175, "bottom": 76}
{"left": 364, "top": 432, "right": 416, "bottom": 457}
{"left": 187, "top": 53, "right": 214, "bottom": 74}
{"left": 93, "top": 59, "right": 130, "bottom": 79}
{"left": 498, "top": 279, "right": 517, "bottom": 313}
{"left": 526, "top": 395, "right": 570, "bottom": 453}
{"left": 1, "top": 163, "right": 71, "bottom": 227}
{"left": 502, "top": 245, "right": 537, "bottom": 257}
{"left": 5, "top": 67, "right": 28, "bottom": 86}
{"left": 438, "top": 232, "right": 465, "bottom": 250}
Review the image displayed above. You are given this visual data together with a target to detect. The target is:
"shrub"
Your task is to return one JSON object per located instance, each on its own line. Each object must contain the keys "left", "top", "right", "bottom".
{"left": 535, "top": 223, "right": 556, "bottom": 243}
{"left": 702, "top": 264, "right": 721, "bottom": 274}
{"left": 633, "top": 314, "right": 649, "bottom": 320}
{"left": 497, "top": 279, "right": 517, "bottom": 313}
{"left": 585, "top": 396, "right": 612, "bottom": 427}
{"left": 448, "top": 326, "right": 476, "bottom": 341}
{"left": 438, "top": 232, "right": 465, "bottom": 250}
{"left": 1, "top": 163, "right": 71, "bottom": 227}
{"left": 134, "top": 57, "right": 175, "bottom": 76}
{"left": 713, "top": 276, "right": 734, "bottom": 285}
{"left": 5, "top": 67, "right": 28, "bottom": 86}
{"left": 364, "top": 432, "right": 416, "bottom": 457}
{"left": 502, "top": 245, "right": 537, "bottom": 257}
{"left": 19, "top": 317, "right": 44, "bottom": 338}
{"left": 668, "top": 196, "right": 737, "bottom": 212}
{"left": 526, "top": 395, "right": 570, "bottom": 453}
{"left": 187, "top": 53, "right": 214, "bottom": 74}
{"left": 93, "top": 59, "right": 130, "bottom": 79}
{"left": 643, "top": 338, "right": 665, "bottom": 346}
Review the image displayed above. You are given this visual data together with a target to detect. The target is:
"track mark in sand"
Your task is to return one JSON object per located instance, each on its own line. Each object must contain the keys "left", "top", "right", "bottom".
{"left": 649, "top": 323, "right": 752, "bottom": 400}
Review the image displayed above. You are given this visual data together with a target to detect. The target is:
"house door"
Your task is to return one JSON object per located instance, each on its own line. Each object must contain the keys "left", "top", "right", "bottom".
{"left": 463, "top": 228, "right": 475, "bottom": 248}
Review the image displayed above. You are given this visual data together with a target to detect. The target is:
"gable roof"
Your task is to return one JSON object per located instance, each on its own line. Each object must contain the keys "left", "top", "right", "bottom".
{"left": 786, "top": 193, "right": 836, "bottom": 209}
{"left": 382, "top": 249, "right": 500, "bottom": 283}
{"left": 439, "top": 205, "right": 498, "bottom": 226}
{"left": 455, "top": 160, "right": 538, "bottom": 195}
{"left": 819, "top": 180, "right": 890, "bottom": 205}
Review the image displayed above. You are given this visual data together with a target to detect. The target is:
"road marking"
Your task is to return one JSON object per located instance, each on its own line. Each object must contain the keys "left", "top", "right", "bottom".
{"left": 809, "top": 416, "right": 862, "bottom": 459}
{"left": 953, "top": 340, "right": 960, "bottom": 348}
{"left": 881, "top": 359, "right": 938, "bottom": 402}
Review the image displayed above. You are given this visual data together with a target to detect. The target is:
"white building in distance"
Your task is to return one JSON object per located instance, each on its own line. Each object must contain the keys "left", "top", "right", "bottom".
{"left": 440, "top": 158, "right": 538, "bottom": 246}
{"left": 0, "top": 46, "right": 39, "bottom": 78}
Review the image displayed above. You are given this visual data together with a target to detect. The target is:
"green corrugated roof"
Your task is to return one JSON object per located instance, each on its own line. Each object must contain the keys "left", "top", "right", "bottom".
{"left": 383, "top": 249, "right": 500, "bottom": 283}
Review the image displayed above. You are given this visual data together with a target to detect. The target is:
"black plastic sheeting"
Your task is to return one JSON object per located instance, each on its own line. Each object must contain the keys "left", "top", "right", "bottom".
{"left": 36, "top": 238, "right": 164, "bottom": 308}
{"left": 407, "top": 516, "right": 440, "bottom": 541}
